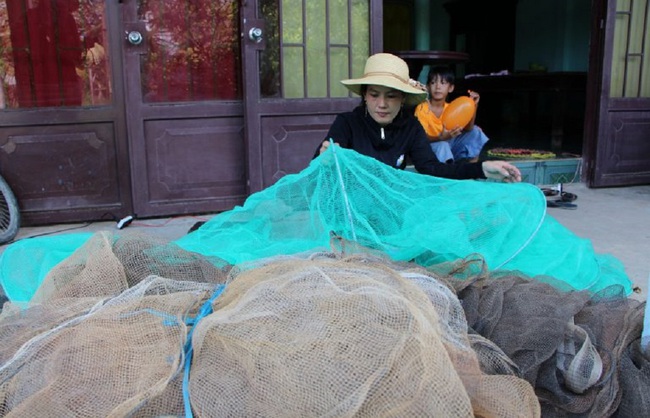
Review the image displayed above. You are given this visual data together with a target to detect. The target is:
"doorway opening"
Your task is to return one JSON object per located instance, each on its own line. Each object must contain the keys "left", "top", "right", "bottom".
{"left": 384, "top": 0, "right": 590, "bottom": 158}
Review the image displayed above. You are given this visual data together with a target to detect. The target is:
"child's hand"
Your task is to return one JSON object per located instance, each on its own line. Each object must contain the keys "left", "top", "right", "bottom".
{"left": 468, "top": 90, "right": 480, "bottom": 105}
{"left": 441, "top": 125, "right": 463, "bottom": 140}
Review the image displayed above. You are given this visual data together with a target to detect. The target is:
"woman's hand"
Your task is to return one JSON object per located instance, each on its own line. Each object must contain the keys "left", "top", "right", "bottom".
{"left": 481, "top": 161, "right": 522, "bottom": 183}
{"left": 319, "top": 140, "right": 340, "bottom": 155}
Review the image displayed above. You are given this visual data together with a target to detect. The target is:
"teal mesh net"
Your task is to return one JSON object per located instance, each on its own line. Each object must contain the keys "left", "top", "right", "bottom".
{"left": 0, "top": 233, "right": 93, "bottom": 303}
{"left": 175, "top": 146, "right": 632, "bottom": 295}
{"left": 0, "top": 146, "right": 632, "bottom": 303}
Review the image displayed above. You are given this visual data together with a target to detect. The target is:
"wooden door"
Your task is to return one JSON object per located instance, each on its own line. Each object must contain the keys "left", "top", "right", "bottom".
{"left": 241, "top": 0, "right": 383, "bottom": 192}
{"left": 584, "top": 0, "right": 650, "bottom": 186}
{"left": 0, "top": 0, "right": 133, "bottom": 225}
{"left": 121, "top": 0, "right": 247, "bottom": 218}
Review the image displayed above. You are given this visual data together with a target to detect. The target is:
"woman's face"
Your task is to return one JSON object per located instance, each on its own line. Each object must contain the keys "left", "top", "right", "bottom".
{"left": 363, "top": 85, "right": 405, "bottom": 126}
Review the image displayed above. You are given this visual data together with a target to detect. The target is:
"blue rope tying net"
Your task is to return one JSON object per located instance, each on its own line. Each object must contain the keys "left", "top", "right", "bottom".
{"left": 182, "top": 284, "right": 226, "bottom": 418}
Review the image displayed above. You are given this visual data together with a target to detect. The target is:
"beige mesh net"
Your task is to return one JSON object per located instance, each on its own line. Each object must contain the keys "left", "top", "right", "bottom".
{"left": 190, "top": 255, "right": 539, "bottom": 417}
{"left": 0, "top": 232, "right": 541, "bottom": 417}
{"left": 0, "top": 231, "right": 646, "bottom": 417}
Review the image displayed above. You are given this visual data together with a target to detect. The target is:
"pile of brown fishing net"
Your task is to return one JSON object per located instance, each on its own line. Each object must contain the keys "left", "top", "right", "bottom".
{"left": 0, "top": 231, "right": 647, "bottom": 417}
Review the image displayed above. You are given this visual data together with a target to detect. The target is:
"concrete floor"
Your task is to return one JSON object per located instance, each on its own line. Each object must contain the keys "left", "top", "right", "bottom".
{"left": 545, "top": 182, "right": 650, "bottom": 300}
{"left": 3, "top": 182, "right": 649, "bottom": 300}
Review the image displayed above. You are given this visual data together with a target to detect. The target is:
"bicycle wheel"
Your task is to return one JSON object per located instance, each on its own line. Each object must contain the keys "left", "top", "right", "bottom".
{"left": 0, "top": 175, "right": 20, "bottom": 244}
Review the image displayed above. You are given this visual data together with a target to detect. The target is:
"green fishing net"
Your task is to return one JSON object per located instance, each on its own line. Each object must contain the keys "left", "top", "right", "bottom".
{"left": 176, "top": 145, "right": 632, "bottom": 295}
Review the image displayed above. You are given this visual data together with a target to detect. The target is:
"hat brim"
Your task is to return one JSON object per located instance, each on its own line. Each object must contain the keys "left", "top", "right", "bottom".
{"left": 341, "top": 75, "right": 427, "bottom": 106}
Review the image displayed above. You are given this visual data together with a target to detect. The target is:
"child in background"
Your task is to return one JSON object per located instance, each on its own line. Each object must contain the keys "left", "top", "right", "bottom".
{"left": 415, "top": 66, "right": 489, "bottom": 163}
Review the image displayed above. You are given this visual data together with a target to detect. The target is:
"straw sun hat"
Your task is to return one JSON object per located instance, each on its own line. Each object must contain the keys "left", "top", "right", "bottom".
{"left": 341, "top": 53, "right": 427, "bottom": 106}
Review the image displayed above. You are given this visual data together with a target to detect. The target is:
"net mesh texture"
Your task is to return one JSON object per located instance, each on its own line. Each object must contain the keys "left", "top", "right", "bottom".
{"left": 176, "top": 145, "right": 631, "bottom": 295}
{"left": 0, "top": 146, "right": 646, "bottom": 417}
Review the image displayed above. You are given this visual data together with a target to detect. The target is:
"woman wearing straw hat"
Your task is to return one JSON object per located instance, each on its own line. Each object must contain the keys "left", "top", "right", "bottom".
{"left": 315, "top": 53, "right": 520, "bottom": 182}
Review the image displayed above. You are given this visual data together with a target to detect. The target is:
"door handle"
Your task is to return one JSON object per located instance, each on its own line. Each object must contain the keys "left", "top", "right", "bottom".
{"left": 248, "top": 27, "right": 263, "bottom": 43}
{"left": 126, "top": 31, "right": 143, "bottom": 45}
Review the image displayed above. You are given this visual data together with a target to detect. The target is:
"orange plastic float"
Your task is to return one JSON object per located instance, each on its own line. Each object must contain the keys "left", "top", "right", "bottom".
{"left": 441, "top": 96, "right": 476, "bottom": 130}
